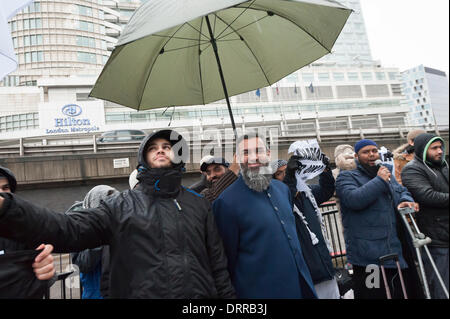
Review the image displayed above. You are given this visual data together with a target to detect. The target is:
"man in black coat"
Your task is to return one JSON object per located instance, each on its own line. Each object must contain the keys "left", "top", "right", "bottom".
{"left": 282, "top": 155, "right": 340, "bottom": 299}
{"left": 0, "top": 130, "right": 235, "bottom": 299}
{"left": 401, "top": 133, "right": 449, "bottom": 299}
{"left": 0, "top": 166, "right": 55, "bottom": 299}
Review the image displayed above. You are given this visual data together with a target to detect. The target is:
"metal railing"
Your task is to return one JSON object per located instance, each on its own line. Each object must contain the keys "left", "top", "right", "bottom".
{"left": 1, "top": 124, "right": 447, "bottom": 158}
{"left": 45, "top": 253, "right": 81, "bottom": 299}
{"left": 320, "top": 200, "right": 347, "bottom": 269}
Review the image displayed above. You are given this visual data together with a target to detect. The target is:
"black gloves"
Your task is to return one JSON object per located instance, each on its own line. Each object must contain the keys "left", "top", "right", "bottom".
{"left": 322, "top": 155, "right": 331, "bottom": 171}
{"left": 286, "top": 155, "right": 302, "bottom": 177}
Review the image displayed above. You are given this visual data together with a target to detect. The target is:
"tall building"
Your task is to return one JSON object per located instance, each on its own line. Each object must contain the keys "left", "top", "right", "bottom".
{"left": 401, "top": 65, "right": 449, "bottom": 127}
{"left": 1, "top": 0, "right": 143, "bottom": 87}
{"left": 313, "top": 0, "right": 375, "bottom": 67}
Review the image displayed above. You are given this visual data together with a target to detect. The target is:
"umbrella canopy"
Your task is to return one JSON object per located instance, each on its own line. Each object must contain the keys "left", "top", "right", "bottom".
{"left": 90, "top": 0, "right": 351, "bottom": 124}
{"left": 0, "top": 0, "right": 34, "bottom": 79}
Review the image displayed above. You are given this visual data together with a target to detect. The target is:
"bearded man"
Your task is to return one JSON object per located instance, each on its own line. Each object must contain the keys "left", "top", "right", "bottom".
{"left": 212, "top": 132, "right": 317, "bottom": 299}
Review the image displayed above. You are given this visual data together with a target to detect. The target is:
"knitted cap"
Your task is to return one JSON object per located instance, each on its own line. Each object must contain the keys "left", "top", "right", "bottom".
{"left": 354, "top": 139, "right": 378, "bottom": 154}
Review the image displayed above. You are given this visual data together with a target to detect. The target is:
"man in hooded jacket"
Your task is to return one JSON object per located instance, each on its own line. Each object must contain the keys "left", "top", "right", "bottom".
{"left": 0, "top": 130, "right": 235, "bottom": 299}
{"left": 401, "top": 133, "right": 449, "bottom": 299}
{"left": 71, "top": 185, "right": 119, "bottom": 299}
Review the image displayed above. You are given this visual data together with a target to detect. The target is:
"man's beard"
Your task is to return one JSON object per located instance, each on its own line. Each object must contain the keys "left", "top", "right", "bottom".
{"left": 205, "top": 177, "right": 218, "bottom": 188}
{"left": 241, "top": 164, "right": 273, "bottom": 192}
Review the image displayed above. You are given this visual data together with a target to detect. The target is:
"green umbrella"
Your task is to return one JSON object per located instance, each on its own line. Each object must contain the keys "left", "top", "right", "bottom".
{"left": 90, "top": 0, "right": 352, "bottom": 136}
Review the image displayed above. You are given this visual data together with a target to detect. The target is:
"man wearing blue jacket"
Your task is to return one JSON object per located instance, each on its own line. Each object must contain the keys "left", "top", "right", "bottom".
{"left": 336, "top": 139, "right": 420, "bottom": 299}
{"left": 213, "top": 132, "right": 316, "bottom": 299}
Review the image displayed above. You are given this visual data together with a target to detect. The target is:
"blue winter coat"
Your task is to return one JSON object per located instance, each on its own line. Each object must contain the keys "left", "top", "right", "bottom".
{"left": 336, "top": 162, "right": 414, "bottom": 268}
{"left": 213, "top": 176, "right": 317, "bottom": 299}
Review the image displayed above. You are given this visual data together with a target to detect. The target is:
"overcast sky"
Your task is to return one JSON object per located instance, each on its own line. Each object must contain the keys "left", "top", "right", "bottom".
{"left": 360, "top": 0, "right": 449, "bottom": 77}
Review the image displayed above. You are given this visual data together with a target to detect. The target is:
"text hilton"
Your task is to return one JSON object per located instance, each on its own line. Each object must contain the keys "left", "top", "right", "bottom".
{"left": 55, "top": 118, "right": 91, "bottom": 127}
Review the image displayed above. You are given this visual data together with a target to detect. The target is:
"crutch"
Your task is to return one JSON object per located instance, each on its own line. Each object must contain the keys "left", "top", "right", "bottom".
{"left": 398, "top": 206, "right": 449, "bottom": 299}
{"left": 379, "top": 253, "right": 408, "bottom": 299}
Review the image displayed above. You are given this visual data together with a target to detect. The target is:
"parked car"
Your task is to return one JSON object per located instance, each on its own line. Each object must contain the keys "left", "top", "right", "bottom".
{"left": 96, "top": 129, "right": 146, "bottom": 143}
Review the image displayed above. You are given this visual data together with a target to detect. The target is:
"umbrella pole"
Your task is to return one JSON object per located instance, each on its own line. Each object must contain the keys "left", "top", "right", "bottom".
{"left": 205, "top": 16, "right": 238, "bottom": 141}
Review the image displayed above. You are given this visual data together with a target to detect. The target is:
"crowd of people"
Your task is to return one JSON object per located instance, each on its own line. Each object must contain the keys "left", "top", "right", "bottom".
{"left": 0, "top": 128, "right": 448, "bottom": 299}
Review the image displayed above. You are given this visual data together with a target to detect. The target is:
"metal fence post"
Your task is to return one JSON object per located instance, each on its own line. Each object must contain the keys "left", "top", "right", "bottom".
{"left": 19, "top": 138, "right": 24, "bottom": 156}
{"left": 93, "top": 134, "right": 97, "bottom": 153}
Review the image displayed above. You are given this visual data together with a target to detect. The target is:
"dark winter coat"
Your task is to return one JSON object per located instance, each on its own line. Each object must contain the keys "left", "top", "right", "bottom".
{"left": 401, "top": 133, "right": 449, "bottom": 248}
{"left": 213, "top": 176, "right": 317, "bottom": 299}
{"left": 0, "top": 239, "right": 48, "bottom": 299}
{"left": 336, "top": 162, "right": 414, "bottom": 268}
{"left": 284, "top": 170, "right": 336, "bottom": 284}
{"left": 0, "top": 131, "right": 235, "bottom": 299}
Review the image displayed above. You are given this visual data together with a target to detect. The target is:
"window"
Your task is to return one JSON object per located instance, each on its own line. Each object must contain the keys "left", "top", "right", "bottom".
{"left": 302, "top": 73, "right": 314, "bottom": 82}
{"left": 347, "top": 72, "right": 359, "bottom": 81}
{"left": 0, "top": 112, "right": 39, "bottom": 133}
{"left": 333, "top": 72, "right": 345, "bottom": 81}
{"left": 77, "top": 5, "right": 93, "bottom": 16}
{"left": 76, "top": 36, "right": 96, "bottom": 48}
{"left": 24, "top": 35, "right": 43, "bottom": 46}
{"left": 77, "top": 52, "right": 97, "bottom": 64}
{"left": 12, "top": 37, "right": 18, "bottom": 48}
{"left": 388, "top": 72, "right": 397, "bottom": 80}
{"left": 362, "top": 72, "right": 373, "bottom": 80}
{"left": 23, "top": 2, "right": 40, "bottom": 13}
{"left": 23, "top": 18, "right": 41, "bottom": 29}
{"left": 10, "top": 21, "right": 17, "bottom": 32}
{"left": 375, "top": 72, "right": 386, "bottom": 80}
{"left": 26, "top": 51, "right": 43, "bottom": 62}
{"left": 79, "top": 21, "right": 94, "bottom": 32}
{"left": 318, "top": 73, "right": 330, "bottom": 81}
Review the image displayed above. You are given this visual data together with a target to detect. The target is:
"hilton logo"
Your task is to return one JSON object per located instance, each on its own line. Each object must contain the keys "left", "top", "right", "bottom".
{"left": 55, "top": 104, "right": 90, "bottom": 127}
{"left": 62, "top": 104, "right": 82, "bottom": 117}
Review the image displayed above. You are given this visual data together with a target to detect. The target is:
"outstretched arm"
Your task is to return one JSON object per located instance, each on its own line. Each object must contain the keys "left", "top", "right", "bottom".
{"left": 0, "top": 193, "right": 113, "bottom": 253}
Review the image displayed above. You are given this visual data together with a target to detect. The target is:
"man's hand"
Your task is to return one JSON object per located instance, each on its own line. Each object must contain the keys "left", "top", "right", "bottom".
{"left": 0, "top": 195, "right": 4, "bottom": 210}
{"left": 377, "top": 166, "right": 391, "bottom": 182}
{"left": 33, "top": 244, "right": 55, "bottom": 281}
{"left": 286, "top": 155, "right": 302, "bottom": 177}
{"left": 229, "top": 154, "right": 240, "bottom": 176}
{"left": 322, "top": 155, "right": 331, "bottom": 171}
{"left": 397, "top": 202, "right": 420, "bottom": 212}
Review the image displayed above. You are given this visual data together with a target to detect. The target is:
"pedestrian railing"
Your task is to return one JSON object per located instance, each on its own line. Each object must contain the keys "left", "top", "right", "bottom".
{"left": 45, "top": 253, "right": 81, "bottom": 299}
{"left": 319, "top": 200, "right": 347, "bottom": 269}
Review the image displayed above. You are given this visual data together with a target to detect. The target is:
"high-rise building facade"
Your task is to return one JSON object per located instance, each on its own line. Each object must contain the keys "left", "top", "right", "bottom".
{"left": 401, "top": 65, "right": 449, "bottom": 127}
{"left": 1, "top": 0, "right": 143, "bottom": 87}
{"left": 313, "top": 0, "right": 375, "bottom": 67}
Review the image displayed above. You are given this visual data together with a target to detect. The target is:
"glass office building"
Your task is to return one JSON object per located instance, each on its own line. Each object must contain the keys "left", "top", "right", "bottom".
{"left": 401, "top": 65, "right": 449, "bottom": 127}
